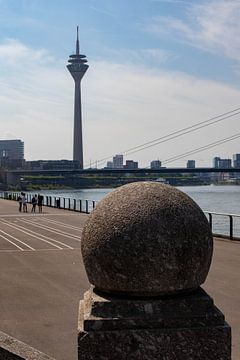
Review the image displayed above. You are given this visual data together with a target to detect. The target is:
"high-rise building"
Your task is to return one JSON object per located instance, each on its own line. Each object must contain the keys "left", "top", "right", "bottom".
{"left": 67, "top": 27, "right": 88, "bottom": 168}
{"left": 150, "top": 160, "right": 162, "bottom": 169}
{"left": 0, "top": 139, "right": 24, "bottom": 168}
{"left": 187, "top": 160, "right": 196, "bottom": 168}
{"left": 233, "top": 154, "right": 240, "bottom": 168}
{"left": 213, "top": 157, "right": 232, "bottom": 168}
{"left": 113, "top": 154, "right": 124, "bottom": 169}
{"left": 0, "top": 140, "right": 24, "bottom": 159}
{"left": 213, "top": 157, "right": 220, "bottom": 168}
{"left": 124, "top": 160, "right": 138, "bottom": 169}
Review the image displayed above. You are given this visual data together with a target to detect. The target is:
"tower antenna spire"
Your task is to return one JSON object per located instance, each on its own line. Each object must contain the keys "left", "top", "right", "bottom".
{"left": 76, "top": 25, "right": 80, "bottom": 55}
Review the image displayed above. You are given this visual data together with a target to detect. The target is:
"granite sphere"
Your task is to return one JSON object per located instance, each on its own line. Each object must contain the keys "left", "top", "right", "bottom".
{"left": 81, "top": 182, "right": 213, "bottom": 297}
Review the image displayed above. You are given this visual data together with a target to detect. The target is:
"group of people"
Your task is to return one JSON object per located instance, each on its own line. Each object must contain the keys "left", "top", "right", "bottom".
{"left": 17, "top": 193, "right": 44, "bottom": 213}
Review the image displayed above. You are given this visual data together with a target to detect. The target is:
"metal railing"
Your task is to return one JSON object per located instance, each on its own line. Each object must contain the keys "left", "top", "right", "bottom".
{"left": 0, "top": 191, "right": 239, "bottom": 240}
{"left": 204, "top": 211, "right": 240, "bottom": 240}
{"left": 0, "top": 191, "right": 97, "bottom": 214}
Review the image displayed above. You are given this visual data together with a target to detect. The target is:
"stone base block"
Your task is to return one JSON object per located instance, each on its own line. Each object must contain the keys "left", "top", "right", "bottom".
{"left": 78, "top": 287, "right": 231, "bottom": 360}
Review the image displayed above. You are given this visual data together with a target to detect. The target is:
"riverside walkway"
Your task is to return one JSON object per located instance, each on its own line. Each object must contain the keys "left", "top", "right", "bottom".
{"left": 0, "top": 199, "right": 239, "bottom": 360}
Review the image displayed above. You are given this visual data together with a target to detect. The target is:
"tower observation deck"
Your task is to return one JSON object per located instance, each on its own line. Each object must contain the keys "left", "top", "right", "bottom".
{"left": 67, "top": 26, "right": 88, "bottom": 168}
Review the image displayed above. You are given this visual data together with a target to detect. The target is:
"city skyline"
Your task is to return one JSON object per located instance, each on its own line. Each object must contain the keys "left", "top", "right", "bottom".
{"left": 1, "top": 137, "right": 239, "bottom": 170}
{"left": 0, "top": 1, "right": 240, "bottom": 167}
{"left": 104, "top": 152, "right": 240, "bottom": 170}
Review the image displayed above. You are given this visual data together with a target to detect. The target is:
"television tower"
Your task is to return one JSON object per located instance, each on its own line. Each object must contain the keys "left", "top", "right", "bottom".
{"left": 67, "top": 26, "right": 88, "bottom": 168}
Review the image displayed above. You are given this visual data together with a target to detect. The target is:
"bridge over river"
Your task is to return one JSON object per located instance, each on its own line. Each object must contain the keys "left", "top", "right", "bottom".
{"left": 2, "top": 167, "right": 240, "bottom": 188}
{"left": 3, "top": 166, "right": 240, "bottom": 176}
{"left": 0, "top": 199, "right": 239, "bottom": 359}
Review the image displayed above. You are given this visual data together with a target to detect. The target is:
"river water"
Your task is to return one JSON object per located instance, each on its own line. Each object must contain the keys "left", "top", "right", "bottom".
{"left": 39, "top": 185, "right": 240, "bottom": 238}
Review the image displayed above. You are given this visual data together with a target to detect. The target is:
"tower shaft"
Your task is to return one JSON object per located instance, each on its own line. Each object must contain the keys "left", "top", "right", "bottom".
{"left": 67, "top": 27, "right": 88, "bottom": 169}
{"left": 73, "top": 81, "right": 83, "bottom": 165}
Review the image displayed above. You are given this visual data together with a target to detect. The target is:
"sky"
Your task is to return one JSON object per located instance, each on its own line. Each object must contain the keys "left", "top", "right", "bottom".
{"left": 0, "top": 0, "right": 240, "bottom": 168}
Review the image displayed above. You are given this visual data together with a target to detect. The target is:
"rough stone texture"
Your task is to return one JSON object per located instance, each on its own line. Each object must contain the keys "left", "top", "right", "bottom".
{"left": 78, "top": 287, "right": 231, "bottom": 360}
{"left": 81, "top": 182, "right": 213, "bottom": 296}
{"left": 0, "top": 331, "right": 55, "bottom": 360}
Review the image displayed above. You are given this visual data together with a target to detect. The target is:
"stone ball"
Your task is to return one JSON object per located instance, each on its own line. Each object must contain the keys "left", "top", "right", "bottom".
{"left": 81, "top": 182, "right": 213, "bottom": 297}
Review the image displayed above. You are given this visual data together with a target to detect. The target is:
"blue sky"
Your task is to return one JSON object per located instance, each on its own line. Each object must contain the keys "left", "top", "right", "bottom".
{"left": 0, "top": 0, "right": 240, "bottom": 167}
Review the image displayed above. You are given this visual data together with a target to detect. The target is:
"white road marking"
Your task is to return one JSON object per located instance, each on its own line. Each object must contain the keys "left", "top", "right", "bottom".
{"left": 0, "top": 213, "right": 83, "bottom": 218}
{"left": 0, "top": 220, "right": 73, "bottom": 250}
{"left": 0, "top": 233, "right": 24, "bottom": 251}
{"left": 18, "top": 218, "right": 81, "bottom": 241}
{"left": 0, "top": 248, "right": 77, "bottom": 253}
{"left": 0, "top": 229, "right": 35, "bottom": 250}
{"left": 39, "top": 217, "right": 83, "bottom": 232}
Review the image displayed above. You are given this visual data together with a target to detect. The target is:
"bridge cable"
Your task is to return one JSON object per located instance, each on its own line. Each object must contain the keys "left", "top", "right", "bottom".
{"left": 161, "top": 132, "right": 240, "bottom": 166}
{"left": 124, "top": 111, "right": 240, "bottom": 157}
{"left": 86, "top": 107, "right": 240, "bottom": 168}
{"left": 121, "top": 107, "right": 240, "bottom": 156}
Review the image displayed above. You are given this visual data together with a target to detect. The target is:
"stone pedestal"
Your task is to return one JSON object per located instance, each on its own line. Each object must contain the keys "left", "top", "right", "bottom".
{"left": 79, "top": 182, "right": 232, "bottom": 359}
{"left": 78, "top": 287, "right": 231, "bottom": 360}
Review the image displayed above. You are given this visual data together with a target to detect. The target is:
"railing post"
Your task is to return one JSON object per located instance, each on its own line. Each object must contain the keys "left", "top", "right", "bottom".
{"left": 68, "top": 198, "right": 71, "bottom": 210}
{"left": 80, "top": 200, "right": 82, "bottom": 212}
{"left": 74, "top": 199, "right": 76, "bottom": 211}
{"left": 58, "top": 198, "right": 61, "bottom": 209}
{"left": 92, "top": 201, "right": 95, "bottom": 210}
{"left": 86, "top": 200, "right": 88, "bottom": 214}
{"left": 229, "top": 215, "right": 233, "bottom": 240}
{"left": 63, "top": 198, "right": 66, "bottom": 209}
{"left": 208, "top": 213, "right": 212, "bottom": 231}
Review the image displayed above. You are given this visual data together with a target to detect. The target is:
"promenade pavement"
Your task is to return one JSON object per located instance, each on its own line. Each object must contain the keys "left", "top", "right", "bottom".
{"left": 0, "top": 199, "right": 239, "bottom": 359}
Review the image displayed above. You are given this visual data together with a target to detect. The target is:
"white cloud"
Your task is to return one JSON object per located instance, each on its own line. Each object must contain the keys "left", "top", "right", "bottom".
{"left": 104, "top": 47, "right": 176, "bottom": 66}
{"left": 0, "top": 39, "right": 240, "bottom": 167}
{"left": 145, "top": 0, "right": 240, "bottom": 62}
{"left": 0, "top": 39, "right": 72, "bottom": 160}
{"left": 0, "top": 38, "right": 55, "bottom": 65}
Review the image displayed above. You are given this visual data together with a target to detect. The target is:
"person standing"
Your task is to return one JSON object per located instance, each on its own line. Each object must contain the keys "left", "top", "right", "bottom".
{"left": 17, "top": 194, "right": 22, "bottom": 212}
{"left": 38, "top": 194, "right": 43, "bottom": 213}
{"left": 31, "top": 194, "right": 38, "bottom": 213}
{"left": 22, "top": 193, "right": 28, "bottom": 213}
